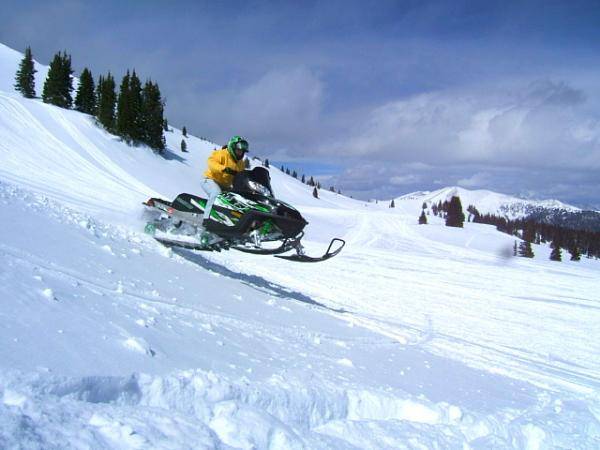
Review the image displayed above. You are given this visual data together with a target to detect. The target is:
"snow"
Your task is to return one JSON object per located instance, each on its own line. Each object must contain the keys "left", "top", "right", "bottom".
{"left": 397, "top": 186, "right": 582, "bottom": 219}
{"left": 1, "top": 43, "right": 600, "bottom": 448}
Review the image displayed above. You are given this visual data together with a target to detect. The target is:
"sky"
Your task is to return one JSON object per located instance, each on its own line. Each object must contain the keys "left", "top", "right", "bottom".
{"left": 1, "top": 0, "right": 600, "bottom": 208}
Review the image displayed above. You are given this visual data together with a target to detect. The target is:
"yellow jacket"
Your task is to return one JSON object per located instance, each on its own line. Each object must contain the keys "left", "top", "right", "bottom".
{"left": 204, "top": 147, "right": 246, "bottom": 188}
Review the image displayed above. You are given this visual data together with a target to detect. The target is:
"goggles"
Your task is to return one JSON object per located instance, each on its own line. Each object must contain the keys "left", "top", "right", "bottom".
{"left": 234, "top": 140, "right": 249, "bottom": 152}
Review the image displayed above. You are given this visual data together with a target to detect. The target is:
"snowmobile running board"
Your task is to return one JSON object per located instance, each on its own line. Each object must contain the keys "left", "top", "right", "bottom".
{"left": 275, "top": 238, "right": 345, "bottom": 263}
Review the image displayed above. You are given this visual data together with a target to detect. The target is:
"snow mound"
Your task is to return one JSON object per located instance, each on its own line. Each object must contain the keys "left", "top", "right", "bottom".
{"left": 3, "top": 369, "right": 599, "bottom": 449}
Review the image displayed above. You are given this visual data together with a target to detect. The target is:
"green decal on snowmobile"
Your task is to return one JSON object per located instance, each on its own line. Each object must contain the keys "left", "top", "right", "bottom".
{"left": 253, "top": 204, "right": 270, "bottom": 213}
{"left": 260, "top": 220, "right": 273, "bottom": 236}
{"left": 190, "top": 198, "right": 206, "bottom": 210}
{"left": 218, "top": 196, "right": 235, "bottom": 207}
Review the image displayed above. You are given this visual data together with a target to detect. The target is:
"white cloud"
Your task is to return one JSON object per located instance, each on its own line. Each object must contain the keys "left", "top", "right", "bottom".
{"left": 456, "top": 172, "right": 491, "bottom": 188}
{"left": 164, "top": 66, "right": 325, "bottom": 150}
{"left": 194, "top": 67, "right": 323, "bottom": 147}
{"left": 337, "top": 80, "right": 600, "bottom": 170}
{"left": 234, "top": 67, "right": 322, "bottom": 134}
{"left": 390, "top": 174, "right": 421, "bottom": 185}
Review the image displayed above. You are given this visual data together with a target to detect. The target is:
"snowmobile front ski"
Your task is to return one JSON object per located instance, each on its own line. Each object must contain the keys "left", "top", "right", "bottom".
{"left": 232, "top": 233, "right": 304, "bottom": 255}
{"left": 275, "top": 238, "right": 345, "bottom": 263}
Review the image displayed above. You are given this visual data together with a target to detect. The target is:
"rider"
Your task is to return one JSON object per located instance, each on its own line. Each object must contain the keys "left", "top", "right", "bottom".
{"left": 201, "top": 135, "right": 249, "bottom": 227}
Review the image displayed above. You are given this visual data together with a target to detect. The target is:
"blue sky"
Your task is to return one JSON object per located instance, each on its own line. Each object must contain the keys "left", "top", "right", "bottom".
{"left": 1, "top": 0, "right": 600, "bottom": 207}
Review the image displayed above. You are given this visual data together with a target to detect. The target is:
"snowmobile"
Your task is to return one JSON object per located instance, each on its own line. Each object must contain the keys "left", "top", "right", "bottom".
{"left": 142, "top": 166, "right": 345, "bottom": 262}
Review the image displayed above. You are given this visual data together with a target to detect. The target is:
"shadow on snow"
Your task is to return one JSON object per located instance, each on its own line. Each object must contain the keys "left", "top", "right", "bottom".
{"left": 160, "top": 148, "right": 187, "bottom": 163}
{"left": 172, "top": 248, "right": 347, "bottom": 314}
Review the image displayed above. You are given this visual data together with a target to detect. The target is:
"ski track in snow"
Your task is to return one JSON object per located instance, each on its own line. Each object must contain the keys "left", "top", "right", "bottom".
{"left": 1, "top": 45, "right": 600, "bottom": 448}
{"left": 208, "top": 208, "right": 600, "bottom": 394}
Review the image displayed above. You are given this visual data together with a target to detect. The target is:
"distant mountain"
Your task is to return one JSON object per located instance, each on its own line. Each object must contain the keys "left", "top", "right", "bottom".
{"left": 397, "top": 186, "right": 580, "bottom": 218}
{"left": 397, "top": 186, "right": 600, "bottom": 231}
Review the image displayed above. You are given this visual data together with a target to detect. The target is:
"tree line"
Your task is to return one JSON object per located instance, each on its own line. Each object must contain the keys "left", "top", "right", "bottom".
{"left": 468, "top": 205, "right": 599, "bottom": 260}
{"left": 261, "top": 159, "right": 342, "bottom": 199}
{"left": 14, "top": 47, "right": 166, "bottom": 152}
{"left": 414, "top": 198, "right": 598, "bottom": 261}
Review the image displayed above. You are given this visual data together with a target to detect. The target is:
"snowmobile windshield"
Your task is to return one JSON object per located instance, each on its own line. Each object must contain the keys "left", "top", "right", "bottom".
{"left": 232, "top": 167, "right": 274, "bottom": 197}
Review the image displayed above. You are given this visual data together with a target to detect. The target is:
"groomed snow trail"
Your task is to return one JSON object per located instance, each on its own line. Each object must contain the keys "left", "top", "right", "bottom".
{"left": 211, "top": 206, "right": 600, "bottom": 394}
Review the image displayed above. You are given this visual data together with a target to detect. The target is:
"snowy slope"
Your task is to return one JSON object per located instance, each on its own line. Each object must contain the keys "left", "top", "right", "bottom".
{"left": 397, "top": 186, "right": 581, "bottom": 219}
{"left": 1, "top": 43, "right": 600, "bottom": 449}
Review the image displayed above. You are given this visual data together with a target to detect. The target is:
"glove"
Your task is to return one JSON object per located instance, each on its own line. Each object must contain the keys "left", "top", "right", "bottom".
{"left": 223, "top": 167, "right": 238, "bottom": 175}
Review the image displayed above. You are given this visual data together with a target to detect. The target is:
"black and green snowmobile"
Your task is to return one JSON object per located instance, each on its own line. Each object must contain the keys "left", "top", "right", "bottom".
{"left": 143, "top": 167, "right": 344, "bottom": 262}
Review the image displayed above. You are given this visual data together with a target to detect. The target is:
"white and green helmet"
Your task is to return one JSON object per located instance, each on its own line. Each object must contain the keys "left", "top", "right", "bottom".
{"left": 227, "top": 135, "right": 249, "bottom": 160}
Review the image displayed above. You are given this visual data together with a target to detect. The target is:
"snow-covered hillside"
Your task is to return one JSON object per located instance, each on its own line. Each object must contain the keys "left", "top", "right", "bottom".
{"left": 1, "top": 44, "right": 600, "bottom": 449}
{"left": 397, "top": 186, "right": 581, "bottom": 220}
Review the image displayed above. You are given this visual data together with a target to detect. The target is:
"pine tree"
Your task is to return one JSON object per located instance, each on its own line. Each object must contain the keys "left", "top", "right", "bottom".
{"left": 467, "top": 205, "right": 481, "bottom": 222}
{"left": 308, "top": 176, "right": 315, "bottom": 186}
{"left": 568, "top": 244, "right": 581, "bottom": 261}
{"left": 264, "top": 159, "right": 269, "bottom": 168}
{"left": 301, "top": 174, "right": 305, "bottom": 183}
{"left": 74, "top": 68, "right": 96, "bottom": 114}
{"left": 128, "top": 71, "right": 144, "bottom": 142}
{"left": 116, "top": 71, "right": 132, "bottom": 139}
{"left": 140, "top": 80, "right": 166, "bottom": 151}
{"left": 312, "top": 187, "right": 319, "bottom": 199}
{"left": 549, "top": 241, "right": 562, "bottom": 261}
{"left": 445, "top": 196, "right": 465, "bottom": 228}
{"left": 292, "top": 170, "right": 297, "bottom": 179}
{"left": 96, "top": 73, "right": 116, "bottom": 131}
{"left": 522, "top": 221, "right": 536, "bottom": 243}
{"left": 513, "top": 240, "right": 518, "bottom": 256}
{"left": 518, "top": 241, "right": 534, "bottom": 258}
{"left": 163, "top": 119, "right": 169, "bottom": 132}
{"left": 42, "top": 51, "right": 73, "bottom": 108}
{"left": 182, "top": 126, "right": 187, "bottom": 137}
{"left": 390, "top": 199, "right": 395, "bottom": 208}
{"left": 96, "top": 75, "right": 103, "bottom": 108}
{"left": 61, "top": 53, "right": 74, "bottom": 107}
{"left": 419, "top": 210, "right": 427, "bottom": 224}
{"left": 14, "top": 46, "right": 37, "bottom": 98}
{"left": 180, "top": 139, "right": 187, "bottom": 152}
